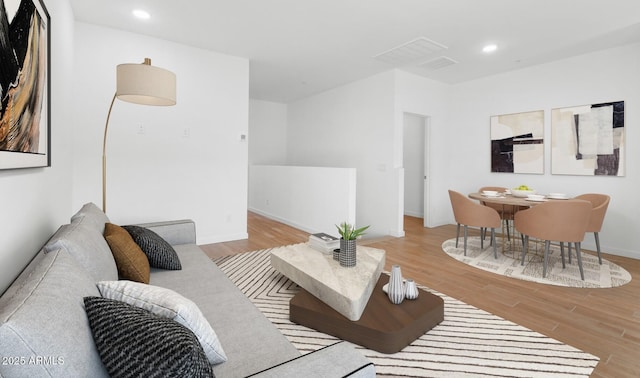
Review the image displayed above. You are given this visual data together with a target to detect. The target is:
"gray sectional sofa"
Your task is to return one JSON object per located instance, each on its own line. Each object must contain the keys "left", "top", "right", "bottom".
{"left": 0, "top": 203, "right": 375, "bottom": 377}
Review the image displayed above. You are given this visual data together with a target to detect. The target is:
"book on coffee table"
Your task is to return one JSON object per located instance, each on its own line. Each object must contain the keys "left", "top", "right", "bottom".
{"left": 308, "top": 233, "right": 339, "bottom": 253}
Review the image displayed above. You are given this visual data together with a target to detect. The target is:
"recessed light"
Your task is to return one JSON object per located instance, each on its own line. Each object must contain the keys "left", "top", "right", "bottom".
{"left": 132, "top": 9, "right": 151, "bottom": 20}
{"left": 482, "top": 44, "right": 498, "bottom": 53}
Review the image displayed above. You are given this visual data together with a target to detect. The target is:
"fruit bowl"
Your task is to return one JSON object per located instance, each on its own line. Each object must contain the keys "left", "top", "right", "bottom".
{"left": 511, "top": 189, "right": 536, "bottom": 197}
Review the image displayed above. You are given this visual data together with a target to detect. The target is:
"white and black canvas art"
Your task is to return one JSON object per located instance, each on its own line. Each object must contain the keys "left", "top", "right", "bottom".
{"left": 490, "top": 110, "right": 544, "bottom": 174}
{"left": 551, "top": 101, "right": 624, "bottom": 176}
{"left": 0, "top": 0, "right": 50, "bottom": 170}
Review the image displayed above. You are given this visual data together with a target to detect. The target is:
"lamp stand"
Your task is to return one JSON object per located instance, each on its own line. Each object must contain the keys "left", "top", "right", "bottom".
{"left": 102, "top": 93, "right": 117, "bottom": 213}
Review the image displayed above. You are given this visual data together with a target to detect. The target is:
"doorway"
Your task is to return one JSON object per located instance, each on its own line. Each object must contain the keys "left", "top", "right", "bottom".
{"left": 402, "top": 113, "right": 429, "bottom": 227}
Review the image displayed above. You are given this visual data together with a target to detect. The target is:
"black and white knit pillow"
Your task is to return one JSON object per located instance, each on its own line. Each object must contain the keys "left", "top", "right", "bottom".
{"left": 83, "top": 296, "right": 214, "bottom": 378}
{"left": 123, "top": 225, "right": 182, "bottom": 270}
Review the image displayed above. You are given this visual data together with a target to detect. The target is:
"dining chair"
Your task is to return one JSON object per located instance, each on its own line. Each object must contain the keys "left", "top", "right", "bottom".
{"left": 573, "top": 193, "right": 610, "bottom": 265}
{"left": 514, "top": 199, "right": 592, "bottom": 280}
{"left": 478, "top": 186, "right": 525, "bottom": 241}
{"left": 448, "top": 190, "right": 501, "bottom": 258}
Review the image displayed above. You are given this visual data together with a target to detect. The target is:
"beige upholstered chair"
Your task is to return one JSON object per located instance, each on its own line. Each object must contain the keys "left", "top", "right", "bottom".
{"left": 573, "top": 193, "right": 610, "bottom": 264}
{"left": 478, "top": 186, "right": 525, "bottom": 241}
{"left": 514, "top": 200, "right": 591, "bottom": 280}
{"left": 448, "top": 190, "right": 501, "bottom": 258}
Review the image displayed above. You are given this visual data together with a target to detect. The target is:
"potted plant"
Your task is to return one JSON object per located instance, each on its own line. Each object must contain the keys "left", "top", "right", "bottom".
{"left": 335, "top": 222, "right": 370, "bottom": 267}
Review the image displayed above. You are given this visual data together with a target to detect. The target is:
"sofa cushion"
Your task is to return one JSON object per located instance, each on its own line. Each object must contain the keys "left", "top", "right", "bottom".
{"left": 97, "top": 280, "right": 227, "bottom": 365}
{"left": 84, "top": 296, "right": 214, "bottom": 378}
{"left": 44, "top": 220, "right": 118, "bottom": 282}
{"left": 0, "top": 249, "right": 109, "bottom": 377}
{"left": 70, "top": 202, "right": 110, "bottom": 234}
{"left": 123, "top": 225, "right": 182, "bottom": 270}
{"left": 150, "top": 244, "right": 301, "bottom": 377}
{"left": 104, "top": 223, "right": 150, "bottom": 283}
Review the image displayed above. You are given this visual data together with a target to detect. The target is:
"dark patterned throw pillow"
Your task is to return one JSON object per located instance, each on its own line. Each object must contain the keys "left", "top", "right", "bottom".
{"left": 83, "top": 296, "right": 214, "bottom": 378}
{"left": 123, "top": 225, "right": 182, "bottom": 270}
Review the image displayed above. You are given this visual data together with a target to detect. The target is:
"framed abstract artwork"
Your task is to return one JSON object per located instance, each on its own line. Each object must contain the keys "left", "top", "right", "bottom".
{"left": 490, "top": 110, "right": 544, "bottom": 174}
{"left": 0, "top": 0, "right": 50, "bottom": 170}
{"left": 551, "top": 101, "right": 624, "bottom": 176}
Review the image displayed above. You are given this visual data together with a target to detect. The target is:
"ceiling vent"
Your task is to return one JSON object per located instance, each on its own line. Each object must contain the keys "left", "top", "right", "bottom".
{"left": 374, "top": 37, "right": 447, "bottom": 65}
{"left": 418, "top": 56, "right": 458, "bottom": 71}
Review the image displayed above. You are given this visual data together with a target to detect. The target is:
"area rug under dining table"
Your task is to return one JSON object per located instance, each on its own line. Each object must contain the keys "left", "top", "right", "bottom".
{"left": 213, "top": 248, "right": 599, "bottom": 377}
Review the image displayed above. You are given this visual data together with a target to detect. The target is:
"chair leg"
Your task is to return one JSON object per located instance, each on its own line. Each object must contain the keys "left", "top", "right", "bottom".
{"left": 594, "top": 232, "right": 602, "bottom": 264}
{"left": 543, "top": 240, "right": 550, "bottom": 278}
{"left": 491, "top": 228, "right": 497, "bottom": 259}
{"left": 463, "top": 225, "right": 468, "bottom": 256}
{"left": 506, "top": 220, "right": 511, "bottom": 241}
{"left": 568, "top": 243, "right": 573, "bottom": 264}
{"left": 480, "top": 228, "right": 484, "bottom": 249}
{"left": 560, "top": 242, "right": 566, "bottom": 268}
{"left": 521, "top": 235, "right": 528, "bottom": 266}
{"left": 575, "top": 242, "right": 585, "bottom": 280}
{"left": 455, "top": 224, "right": 460, "bottom": 248}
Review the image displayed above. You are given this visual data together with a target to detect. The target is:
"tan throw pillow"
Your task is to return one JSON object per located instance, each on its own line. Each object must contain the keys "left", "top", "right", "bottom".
{"left": 104, "top": 223, "right": 150, "bottom": 284}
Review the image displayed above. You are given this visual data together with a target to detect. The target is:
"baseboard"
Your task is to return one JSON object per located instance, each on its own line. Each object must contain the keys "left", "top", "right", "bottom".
{"left": 248, "top": 207, "right": 318, "bottom": 234}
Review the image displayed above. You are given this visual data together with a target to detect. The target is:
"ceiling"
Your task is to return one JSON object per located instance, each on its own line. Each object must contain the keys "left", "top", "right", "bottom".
{"left": 69, "top": 0, "right": 640, "bottom": 103}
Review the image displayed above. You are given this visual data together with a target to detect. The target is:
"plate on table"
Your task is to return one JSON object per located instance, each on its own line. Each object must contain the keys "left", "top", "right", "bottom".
{"left": 481, "top": 193, "right": 501, "bottom": 197}
{"left": 547, "top": 193, "right": 569, "bottom": 200}
{"left": 526, "top": 197, "right": 547, "bottom": 202}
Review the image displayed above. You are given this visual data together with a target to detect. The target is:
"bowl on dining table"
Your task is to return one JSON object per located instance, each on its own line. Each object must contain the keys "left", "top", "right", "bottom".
{"left": 547, "top": 192, "right": 568, "bottom": 199}
{"left": 511, "top": 189, "right": 536, "bottom": 197}
{"left": 526, "top": 194, "right": 545, "bottom": 201}
{"left": 482, "top": 190, "right": 499, "bottom": 197}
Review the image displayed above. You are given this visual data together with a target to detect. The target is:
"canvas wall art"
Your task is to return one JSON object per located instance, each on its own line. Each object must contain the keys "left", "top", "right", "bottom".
{"left": 490, "top": 110, "right": 544, "bottom": 174}
{"left": 551, "top": 101, "right": 624, "bottom": 176}
{"left": 0, "top": 0, "right": 50, "bottom": 170}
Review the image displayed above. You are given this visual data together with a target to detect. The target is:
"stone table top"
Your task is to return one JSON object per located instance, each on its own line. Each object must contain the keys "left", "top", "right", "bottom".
{"left": 270, "top": 242, "right": 385, "bottom": 321}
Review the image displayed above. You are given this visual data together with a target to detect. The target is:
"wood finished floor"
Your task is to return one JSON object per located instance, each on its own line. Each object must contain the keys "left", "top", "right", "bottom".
{"left": 200, "top": 212, "right": 640, "bottom": 378}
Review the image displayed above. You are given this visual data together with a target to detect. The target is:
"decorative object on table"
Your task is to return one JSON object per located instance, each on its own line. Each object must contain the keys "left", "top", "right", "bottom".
{"left": 102, "top": 58, "right": 177, "bottom": 212}
{"left": 308, "top": 232, "right": 339, "bottom": 254}
{"left": 404, "top": 279, "right": 419, "bottom": 300}
{"left": 335, "top": 222, "right": 369, "bottom": 268}
{"left": 339, "top": 238, "right": 357, "bottom": 267}
{"left": 490, "top": 110, "right": 544, "bottom": 174}
{"left": 511, "top": 184, "right": 536, "bottom": 197}
{"left": 332, "top": 248, "right": 340, "bottom": 261}
{"left": 387, "top": 265, "right": 404, "bottom": 304}
{"left": 551, "top": 101, "right": 624, "bottom": 176}
{"left": 0, "top": 0, "right": 50, "bottom": 170}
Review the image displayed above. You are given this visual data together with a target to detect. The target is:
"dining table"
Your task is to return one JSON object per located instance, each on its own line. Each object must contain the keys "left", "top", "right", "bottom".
{"left": 467, "top": 192, "right": 573, "bottom": 256}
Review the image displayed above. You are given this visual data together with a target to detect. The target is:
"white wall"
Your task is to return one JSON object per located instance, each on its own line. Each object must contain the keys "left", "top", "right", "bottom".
{"left": 249, "top": 165, "right": 356, "bottom": 235}
{"left": 72, "top": 23, "right": 250, "bottom": 244}
{"left": 445, "top": 43, "right": 639, "bottom": 258}
{"left": 0, "top": 0, "right": 76, "bottom": 294}
{"left": 249, "top": 99, "right": 288, "bottom": 165}
{"left": 394, "top": 71, "right": 450, "bottom": 227}
{"left": 287, "top": 71, "right": 398, "bottom": 237}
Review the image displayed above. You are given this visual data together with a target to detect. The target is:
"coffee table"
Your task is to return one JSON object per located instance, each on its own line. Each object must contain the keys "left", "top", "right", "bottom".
{"left": 270, "top": 243, "right": 385, "bottom": 321}
{"left": 290, "top": 276, "right": 445, "bottom": 354}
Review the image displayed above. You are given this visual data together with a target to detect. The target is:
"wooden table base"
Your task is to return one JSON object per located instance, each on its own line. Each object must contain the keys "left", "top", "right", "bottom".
{"left": 290, "top": 276, "right": 444, "bottom": 354}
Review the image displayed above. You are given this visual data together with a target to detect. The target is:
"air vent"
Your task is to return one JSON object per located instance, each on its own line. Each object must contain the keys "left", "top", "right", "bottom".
{"left": 418, "top": 56, "right": 458, "bottom": 71}
{"left": 374, "top": 37, "right": 448, "bottom": 65}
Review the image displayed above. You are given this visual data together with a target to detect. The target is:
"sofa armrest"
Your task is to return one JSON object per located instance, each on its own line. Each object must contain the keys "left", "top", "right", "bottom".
{"left": 135, "top": 219, "right": 196, "bottom": 245}
{"left": 246, "top": 342, "right": 375, "bottom": 378}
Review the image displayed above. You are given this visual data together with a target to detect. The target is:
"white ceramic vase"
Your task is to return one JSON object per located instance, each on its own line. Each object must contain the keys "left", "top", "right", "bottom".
{"left": 405, "top": 279, "right": 419, "bottom": 300}
{"left": 387, "top": 265, "right": 404, "bottom": 305}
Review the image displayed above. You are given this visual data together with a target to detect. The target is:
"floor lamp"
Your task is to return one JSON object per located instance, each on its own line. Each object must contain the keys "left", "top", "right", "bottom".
{"left": 102, "top": 58, "right": 176, "bottom": 212}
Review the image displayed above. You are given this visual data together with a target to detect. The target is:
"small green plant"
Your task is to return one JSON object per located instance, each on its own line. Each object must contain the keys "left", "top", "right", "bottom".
{"left": 335, "top": 222, "right": 370, "bottom": 241}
